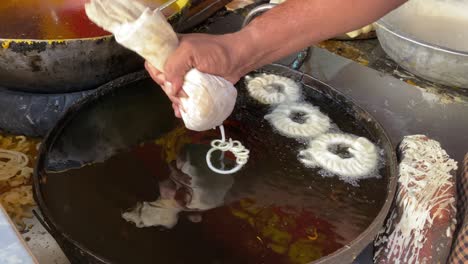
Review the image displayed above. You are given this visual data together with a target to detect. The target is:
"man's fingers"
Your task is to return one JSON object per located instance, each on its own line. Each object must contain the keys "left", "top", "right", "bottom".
{"left": 168, "top": 95, "right": 181, "bottom": 106}
{"left": 172, "top": 103, "right": 182, "bottom": 118}
{"left": 145, "top": 61, "right": 161, "bottom": 77}
{"left": 146, "top": 61, "right": 176, "bottom": 99}
{"left": 165, "top": 75, "right": 184, "bottom": 97}
{"left": 145, "top": 61, "right": 164, "bottom": 85}
{"left": 163, "top": 81, "right": 174, "bottom": 95}
{"left": 225, "top": 75, "right": 240, "bottom": 85}
{"left": 177, "top": 89, "right": 188, "bottom": 98}
{"left": 163, "top": 45, "right": 192, "bottom": 97}
{"left": 145, "top": 61, "right": 187, "bottom": 111}
{"left": 144, "top": 61, "right": 156, "bottom": 72}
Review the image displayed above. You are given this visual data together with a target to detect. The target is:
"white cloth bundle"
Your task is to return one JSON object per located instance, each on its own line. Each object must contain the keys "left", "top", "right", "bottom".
{"left": 85, "top": 0, "right": 237, "bottom": 131}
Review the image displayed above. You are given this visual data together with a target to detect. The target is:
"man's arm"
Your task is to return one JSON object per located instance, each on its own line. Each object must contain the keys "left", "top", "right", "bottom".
{"left": 146, "top": 0, "right": 407, "bottom": 117}
{"left": 232, "top": 0, "right": 406, "bottom": 74}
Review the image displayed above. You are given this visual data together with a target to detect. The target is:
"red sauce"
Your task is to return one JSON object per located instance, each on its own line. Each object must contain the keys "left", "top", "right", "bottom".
{"left": 0, "top": 0, "right": 178, "bottom": 40}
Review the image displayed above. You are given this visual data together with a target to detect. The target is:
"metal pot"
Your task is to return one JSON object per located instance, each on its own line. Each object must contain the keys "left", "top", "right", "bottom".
{"left": 0, "top": 0, "right": 192, "bottom": 93}
{"left": 375, "top": 2, "right": 468, "bottom": 88}
{"left": 0, "top": 37, "right": 144, "bottom": 93}
{"left": 33, "top": 64, "right": 397, "bottom": 264}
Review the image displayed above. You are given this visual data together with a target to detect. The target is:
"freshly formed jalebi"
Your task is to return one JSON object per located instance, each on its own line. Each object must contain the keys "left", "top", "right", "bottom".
{"left": 299, "top": 133, "right": 378, "bottom": 178}
{"left": 247, "top": 73, "right": 301, "bottom": 104}
{"left": 265, "top": 103, "right": 331, "bottom": 138}
{"left": 206, "top": 125, "right": 249, "bottom": 175}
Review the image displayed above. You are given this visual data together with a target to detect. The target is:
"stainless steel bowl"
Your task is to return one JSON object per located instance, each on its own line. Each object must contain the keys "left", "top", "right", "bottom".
{"left": 375, "top": 3, "right": 468, "bottom": 88}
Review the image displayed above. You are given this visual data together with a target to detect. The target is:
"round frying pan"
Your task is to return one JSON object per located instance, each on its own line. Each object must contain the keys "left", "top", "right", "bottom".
{"left": 33, "top": 64, "right": 397, "bottom": 264}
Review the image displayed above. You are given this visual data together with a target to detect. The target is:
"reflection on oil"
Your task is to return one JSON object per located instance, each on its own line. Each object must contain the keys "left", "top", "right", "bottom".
{"left": 122, "top": 144, "right": 235, "bottom": 228}
{"left": 115, "top": 132, "right": 347, "bottom": 263}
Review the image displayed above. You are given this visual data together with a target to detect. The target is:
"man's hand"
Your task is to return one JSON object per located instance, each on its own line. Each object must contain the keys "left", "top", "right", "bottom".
{"left": 145, "top": 33, "right": 246, "bottom": 118}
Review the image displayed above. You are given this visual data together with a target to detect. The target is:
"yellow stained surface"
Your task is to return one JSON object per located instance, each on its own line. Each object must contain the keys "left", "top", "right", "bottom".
{"left": 0, "top": 134, "right": 40, "bottom": 229}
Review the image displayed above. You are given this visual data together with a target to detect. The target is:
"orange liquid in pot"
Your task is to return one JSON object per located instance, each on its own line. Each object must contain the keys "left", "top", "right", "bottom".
{"left": 0, "top": 0, "right": 178, "bottom": 40}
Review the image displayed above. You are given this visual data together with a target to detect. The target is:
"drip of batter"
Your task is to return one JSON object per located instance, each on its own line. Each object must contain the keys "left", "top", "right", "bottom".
{"left": 206, "top": 126, "right": 249, "bottom": 175}
{"left": 246, "top": 73, "right": 301, "bottom": 104}
{"left": 264, "top": 103, "right": 331, "bottom": 139}
{"left": 299, "top": 133, "right": 378, "bottom": 178}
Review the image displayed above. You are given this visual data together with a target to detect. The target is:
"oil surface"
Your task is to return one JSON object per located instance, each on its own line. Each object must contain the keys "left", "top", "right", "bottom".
{"left": 40, "top": 74, "right": 390, "bottom": 264}
{"left": 0, "top": 0, "right": 180, "bottom": 39}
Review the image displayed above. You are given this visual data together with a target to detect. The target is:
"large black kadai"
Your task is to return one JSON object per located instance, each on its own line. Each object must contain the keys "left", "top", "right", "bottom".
{"left": 34, "top": 64, "right": 397, "bottom": 264}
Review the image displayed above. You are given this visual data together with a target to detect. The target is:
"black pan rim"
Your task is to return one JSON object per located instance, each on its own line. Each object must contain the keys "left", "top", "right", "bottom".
{"left": 33, "top": 64, "right": 398, "bottom": 264}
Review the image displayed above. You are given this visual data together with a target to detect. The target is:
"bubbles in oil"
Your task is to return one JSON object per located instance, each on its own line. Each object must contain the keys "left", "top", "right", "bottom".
{"left": 122, "top": 143, "right": 236, "bottom": 229}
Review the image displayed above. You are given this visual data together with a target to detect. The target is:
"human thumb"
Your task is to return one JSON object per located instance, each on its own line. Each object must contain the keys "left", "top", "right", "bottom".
{"left": 163, "top": 51, "right": 192, "bottom": 97}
